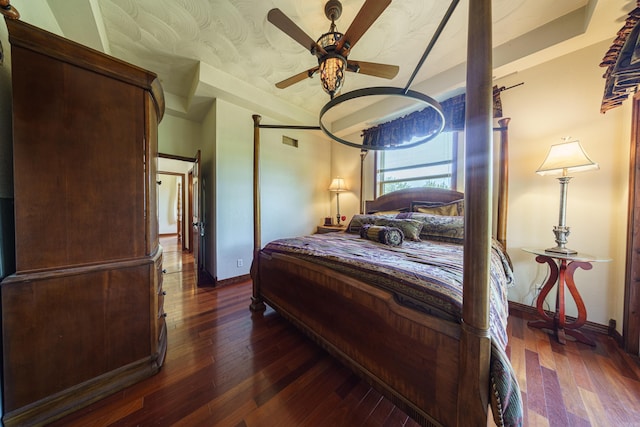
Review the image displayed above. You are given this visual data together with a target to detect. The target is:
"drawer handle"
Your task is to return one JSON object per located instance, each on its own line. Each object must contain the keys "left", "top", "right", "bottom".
{"left": 161, "top": 313, "right": 167, "bottom": 318}
{"left": 162, "top": 291, "right": 167, "bottom": 296}
{"left": 162, "top": 269, "right": 167, "bottom": 274}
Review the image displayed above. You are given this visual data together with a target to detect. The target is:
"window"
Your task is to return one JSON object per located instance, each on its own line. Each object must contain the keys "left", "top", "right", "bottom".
{"left": 376, "top": 131, "right": 459, "bottom": 195}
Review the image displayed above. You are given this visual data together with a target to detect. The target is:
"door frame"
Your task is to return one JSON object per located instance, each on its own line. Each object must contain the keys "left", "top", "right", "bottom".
{"left": 157, "top": 171, "right": 186, "bottom": 248}
{"left": 624, "top": 91, "right": 640, "bottom": 355}
{"left": 158, "top": 152, "right": 197, "bottom": 252}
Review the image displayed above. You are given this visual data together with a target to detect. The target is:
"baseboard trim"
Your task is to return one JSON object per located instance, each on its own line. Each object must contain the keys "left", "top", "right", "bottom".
{"left": 508, "top": 301, "right": 611, "bottom": 337}
{"left": 216, "top": 274, "right": 251, "bottom": 288}
{"left": 608, "top": 319, "right": 624, "bottom": 347}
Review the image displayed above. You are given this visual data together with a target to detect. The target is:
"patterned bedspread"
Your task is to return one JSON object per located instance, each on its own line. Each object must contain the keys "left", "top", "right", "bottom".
{"left": 262, "top": 231, "right": 514, "bottom": 350}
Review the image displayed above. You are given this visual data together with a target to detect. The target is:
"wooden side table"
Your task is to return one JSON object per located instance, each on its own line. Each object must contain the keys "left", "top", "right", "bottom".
{"left": 522, "top": 248, "right": 611, "bottom": 346}
{"left": 316, "top": 224, "right": 347, "bottom": 234}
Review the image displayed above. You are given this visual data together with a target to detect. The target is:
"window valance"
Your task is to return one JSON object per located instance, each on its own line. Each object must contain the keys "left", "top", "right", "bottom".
{"left": 361, "top": 86, "right": 504, "bottom": 148}
{"left": 600, "top": 5, "right": 640, "bottom": 113}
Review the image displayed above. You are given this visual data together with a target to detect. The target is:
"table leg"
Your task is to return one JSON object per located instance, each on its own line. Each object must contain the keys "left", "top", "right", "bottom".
{"left": 527, "top": 255, "right": 595, "bottom": 346}
{"left": 563, "top": 260, "right": 594, "bottom": 346}
{"left": 528, "top": 255, "right": 559, "bottom": 334}
{"left": 556, "top": 258, "right": 567, "bottom": 344}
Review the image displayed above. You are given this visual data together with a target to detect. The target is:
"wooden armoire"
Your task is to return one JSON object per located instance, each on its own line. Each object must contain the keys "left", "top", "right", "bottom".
{"left": 0, "top": 18, "right": 166, "bottom": 426}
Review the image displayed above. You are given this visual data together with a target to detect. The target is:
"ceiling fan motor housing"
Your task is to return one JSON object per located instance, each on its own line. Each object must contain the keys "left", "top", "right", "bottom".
{"left": 324, "top": 0, "right": 342, "bottom": 22}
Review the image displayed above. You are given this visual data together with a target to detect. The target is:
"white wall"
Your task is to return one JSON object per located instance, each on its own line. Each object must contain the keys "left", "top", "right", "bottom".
{"left": 330, "top": 136, "right": 367, "bottom": 221}
{"left": 157, "top": 174, "right": 179, "bottom": 235}
{"left": 213, "top": 100, "right": 331, "bottom": 281}
{"left": 158, "top": 115, "right": 201, "bottom": 159}
{"left": 213, "top": 100, "right": 252, "bottom": 281}
{"left": 260, "top": 123, "right": 331, "bottom": 245}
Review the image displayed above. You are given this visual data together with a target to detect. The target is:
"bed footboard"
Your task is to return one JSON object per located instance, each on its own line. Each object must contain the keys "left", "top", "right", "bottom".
{"left": 253, "top": 251, "right": 466, "bottom": 427}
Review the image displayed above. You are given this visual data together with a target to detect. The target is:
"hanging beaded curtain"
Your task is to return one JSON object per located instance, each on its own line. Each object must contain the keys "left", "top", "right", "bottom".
{"left": 361, "top": 86, "right": 504, "bottom": 148}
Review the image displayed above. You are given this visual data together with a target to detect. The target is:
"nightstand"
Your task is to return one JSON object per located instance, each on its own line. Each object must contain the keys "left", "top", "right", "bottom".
{"left": 316, "top": 224, "right": 347, "bottom": 234}
{"left": 522, "top": 248, "right": 611, "bottom": 346}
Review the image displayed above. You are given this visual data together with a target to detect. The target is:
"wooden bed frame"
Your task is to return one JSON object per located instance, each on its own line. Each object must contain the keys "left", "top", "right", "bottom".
{"left": 249, "top": 122, "right": 511, "bottom": 426}
{"left": 250, "top": 3, "right": 507, "bottom": 425}
{"left": 250, "top": 184, "right": 509, "bottom": 427}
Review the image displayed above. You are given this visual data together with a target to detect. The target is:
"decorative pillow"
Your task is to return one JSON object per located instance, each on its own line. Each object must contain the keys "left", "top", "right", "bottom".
{"left": 396, "top": 212, "right": 464, "bottom": 243}
{"left": 372, "top": 217, "right": 423, "bottom": 241}
{"left": 411, "top": 199, "right": 464, "bottom": 216}
{"left": 370, "top": 209, "right": 408, "bottom": 215}
{"left": 347, "top": 214, "right": 394, "bottom": 233}
{"left": 414, "top": 203, "right": 458, "bottom": 216}
{"left": 360, "top": 224, "right": 404, "bottom": 246}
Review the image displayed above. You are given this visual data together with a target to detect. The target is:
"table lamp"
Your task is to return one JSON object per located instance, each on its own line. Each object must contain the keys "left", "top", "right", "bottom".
{"left": 329, "top": 177, "right": 348, "bottom": 225}
{"left": 536, "top": 137, "right": 599, "bottom": 255}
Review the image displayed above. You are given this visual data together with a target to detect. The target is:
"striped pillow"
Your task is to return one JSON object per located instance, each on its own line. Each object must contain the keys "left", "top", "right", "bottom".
{"left": 360, "top": 225, "right": 404, "bottom": 246}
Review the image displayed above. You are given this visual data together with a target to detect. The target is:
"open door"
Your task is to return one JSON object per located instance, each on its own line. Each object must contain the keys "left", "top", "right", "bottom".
{"left": 191, "top": 150, "right": 203, "bottom": 285}
{"left": 191, "top": 150, "right": 213, "bottom": 286}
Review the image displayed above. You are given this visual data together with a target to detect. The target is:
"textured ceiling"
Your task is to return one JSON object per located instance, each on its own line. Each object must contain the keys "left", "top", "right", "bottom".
{"left": 43, "top": 0, "right": 632, "bottom": 127}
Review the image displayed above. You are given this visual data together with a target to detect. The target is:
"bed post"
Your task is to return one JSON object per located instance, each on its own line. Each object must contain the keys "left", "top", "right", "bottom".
{"left": 250, "top": 114, "right": 266, "bottom": 312}
{"left": 496, "top": 117, "right": 510, "bottom": 248}
{"left": 459, "top": 0, "right": 493, "bottom": 425}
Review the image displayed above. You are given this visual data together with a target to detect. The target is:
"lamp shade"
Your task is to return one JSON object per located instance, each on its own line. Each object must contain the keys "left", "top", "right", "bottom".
{"left": 329, "top": 177, "right": 348, "bottom": 192}
{"left": 536, "top": 139, "right": 599, "bottom": 176}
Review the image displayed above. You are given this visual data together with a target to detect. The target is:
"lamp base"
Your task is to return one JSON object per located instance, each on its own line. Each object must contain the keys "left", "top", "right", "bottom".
{"left": 547, "top": 225, "right": 577, "bottom": 255}
{"left": 545, "top": 246, "right": 577, "bottom": 255}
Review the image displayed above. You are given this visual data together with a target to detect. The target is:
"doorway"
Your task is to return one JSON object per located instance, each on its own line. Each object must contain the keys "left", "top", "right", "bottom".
{"left": 159, "top": 151, "right": 212, "bottom": 286}
{"left": 158, "top": 154, "right": 196, "bottom": 252}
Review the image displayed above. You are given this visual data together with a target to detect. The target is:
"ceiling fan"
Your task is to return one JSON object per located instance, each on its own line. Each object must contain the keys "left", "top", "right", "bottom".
{"left": 268, "top": 0, "right": 399, "bottom": 99}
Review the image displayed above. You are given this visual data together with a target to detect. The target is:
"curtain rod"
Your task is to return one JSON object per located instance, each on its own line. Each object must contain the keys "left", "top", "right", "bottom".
{"left": 258, "top": 124, "right": 320, "bottom": 130}
{"left": 496, "top": 82, "right": 524, "bottom": 92}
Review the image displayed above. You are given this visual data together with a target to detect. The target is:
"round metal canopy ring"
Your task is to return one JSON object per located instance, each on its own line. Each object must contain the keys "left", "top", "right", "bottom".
{"left": 318, "top": 86, "right": 445, "bottom": 150}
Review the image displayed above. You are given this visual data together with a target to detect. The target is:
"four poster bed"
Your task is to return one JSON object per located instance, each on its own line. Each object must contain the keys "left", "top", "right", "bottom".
{"left": 250, "top": 2, "right": 522, "bottom": 426}
{"left": 250, "top": 122, "right": 520, "bottom": 427}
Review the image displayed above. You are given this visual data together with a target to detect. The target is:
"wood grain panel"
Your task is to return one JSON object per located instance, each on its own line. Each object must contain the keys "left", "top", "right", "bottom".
{"left": 1, "top": 262, "right": 151, "bottom": 411}
{"left": 11, "top": 47, "right": 145, "bottom": 272}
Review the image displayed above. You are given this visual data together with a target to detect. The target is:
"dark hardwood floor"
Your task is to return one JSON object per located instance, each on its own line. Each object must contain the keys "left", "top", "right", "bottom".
{"left": 50, "top": 236, "right": 640, "bottom": 426}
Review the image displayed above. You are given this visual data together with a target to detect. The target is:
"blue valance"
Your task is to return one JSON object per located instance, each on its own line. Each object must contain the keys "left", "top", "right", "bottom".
{"left": 361, "top": 86, "right": 504, "bottom": 148}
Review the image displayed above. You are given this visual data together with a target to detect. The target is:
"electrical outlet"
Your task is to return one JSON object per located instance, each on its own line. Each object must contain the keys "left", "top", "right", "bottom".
{"left": 237, "top": 259, "right": 243, "bottom": 268}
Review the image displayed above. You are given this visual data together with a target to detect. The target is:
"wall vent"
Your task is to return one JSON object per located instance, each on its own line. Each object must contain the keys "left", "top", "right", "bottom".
{"left": 282, "top": 135, "right": 298, "bottom": 148}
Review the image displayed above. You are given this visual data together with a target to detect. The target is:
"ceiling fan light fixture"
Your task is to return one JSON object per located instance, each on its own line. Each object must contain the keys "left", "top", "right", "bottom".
{"left": 268, "top": 0, "right": 396, "bottom": 96}
{"left": 320, "top": 55, "right": 346, "bottom": 99}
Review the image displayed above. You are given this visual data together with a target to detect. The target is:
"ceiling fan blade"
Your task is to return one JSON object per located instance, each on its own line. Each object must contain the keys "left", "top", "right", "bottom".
{"left": 275, "top": 67, "right": 320, "bottom": 89}
{"left": 348, "top": 60, "right": 399, "bottom": 79}
{"left": 336, "top": 0, "right": 391, "bottom": 54}
{"left": 268, "top": 9, "right": 326, "bottom": 56}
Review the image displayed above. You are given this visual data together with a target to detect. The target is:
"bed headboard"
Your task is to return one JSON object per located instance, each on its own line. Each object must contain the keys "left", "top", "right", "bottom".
{"left": 364, "top": 187, "right": 464, "bottom": 214}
